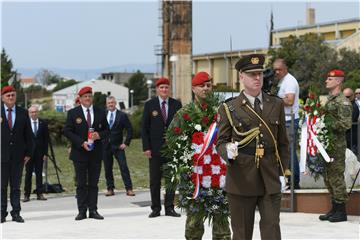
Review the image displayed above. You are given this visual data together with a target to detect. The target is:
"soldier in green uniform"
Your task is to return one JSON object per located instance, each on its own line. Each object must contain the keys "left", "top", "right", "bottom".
{"left": 217, "top": 54, "right": 291, "bottom": 240}
{"left": 319, "top": 69, "right": 352, "bottom": 222}
{"left": 165, "top": 72, "right": 231, "bottom": 240}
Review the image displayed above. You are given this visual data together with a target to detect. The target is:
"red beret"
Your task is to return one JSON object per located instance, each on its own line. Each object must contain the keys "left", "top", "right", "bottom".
{"left": 1, "top": 86, "right": 16, "bottom": 95}
{"left": 192, "top": 72, "right": 211, "bottom": 86}
{"left": 78, "top": 86, "right": 92, "bottom": 96}
{"left": 328, "top": 69, "right": 344, "bottom": 77}
{"left": 155, "top": 77, "right": 170, "bottom": 87}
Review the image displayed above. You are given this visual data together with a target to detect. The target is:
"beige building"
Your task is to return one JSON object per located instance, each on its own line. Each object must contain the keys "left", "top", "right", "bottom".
{"left": 192, "top": 18, "right": 360, "bottom": 89}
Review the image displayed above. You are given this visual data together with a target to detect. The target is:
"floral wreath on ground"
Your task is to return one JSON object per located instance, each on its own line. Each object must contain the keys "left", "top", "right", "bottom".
{"left": 299, "top": 91, "right": 335, "bottom": 180}
{"left": 163, "top": 93, "right": 229, "bottom": 224}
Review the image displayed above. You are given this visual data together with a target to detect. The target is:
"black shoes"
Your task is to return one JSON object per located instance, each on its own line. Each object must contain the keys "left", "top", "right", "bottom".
{"left": 75, "top": 212, "right": 87, "bottom": 221}
{"left": 1, "top": 216, "right": 5, "bottom": 223}
{"left": 37, "top": 194, "right": 47, "bottom": 201}
{"left": 148, "top": 211, "right": 160, "bottom": 218}
{"left": 165, "top": 209, "right": 181, "bottom": 217}
{"left": 23, "top": 195, "right": 30, "bottom": 202}
{"left": 12, "top": 214, "right": 25, "bottom": 223}
{"left": 89, "top": 211, "right": 104, "bottom": 220}
{"left": 319, "top": 202, "right": 347, "bottom": 222}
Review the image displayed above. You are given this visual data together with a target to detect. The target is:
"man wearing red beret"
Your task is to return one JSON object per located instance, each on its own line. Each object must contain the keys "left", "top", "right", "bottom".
{"left": 319, "top": 70, "right": 352, "bottom": 222}
{"left": 63, "top": 86, "right": 109, "bottom": 220}
{"left": 1, "top": 86, "right": 33, "bottom": 223}
{"left": 141, "top": 77, "right": 182, "bottom": 218}
{"left": 164, "top": 72, "right": 231, "bottom": 239}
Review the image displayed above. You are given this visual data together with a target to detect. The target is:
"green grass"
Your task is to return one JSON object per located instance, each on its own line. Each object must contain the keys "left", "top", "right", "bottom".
{"left": 24, "top": 139, "right": 149, "bottom": 195}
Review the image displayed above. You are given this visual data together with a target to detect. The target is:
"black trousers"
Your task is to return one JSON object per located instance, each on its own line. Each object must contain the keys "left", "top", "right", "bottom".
{"left": 73, "top": 159, "right": 102, "bottom": 213}
{"left": 103, "top": 147, "right": 133, "bottom": 190}
{"left": 149, "top": 155, "right": 174, "bottom": 212}
{"left": 1, "top": 160, "right": 24, "bottom": 217}
{"left": 24, "top": 150, "right": 44, "bottom": 195}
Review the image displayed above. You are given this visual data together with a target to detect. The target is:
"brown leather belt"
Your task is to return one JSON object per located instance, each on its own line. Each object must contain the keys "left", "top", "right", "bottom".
{"left": 238, "top": 146, "right": 275, "bottom": 156}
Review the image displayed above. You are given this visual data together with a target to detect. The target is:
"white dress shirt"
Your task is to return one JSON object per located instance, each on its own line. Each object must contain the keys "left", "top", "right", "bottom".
{"left": 81, "top": 105, "right": 94, "bottom": 126}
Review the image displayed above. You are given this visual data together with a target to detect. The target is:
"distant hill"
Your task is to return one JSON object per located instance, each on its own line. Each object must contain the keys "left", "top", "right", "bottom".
{"left": 17, "top": 64, "right": 157, "bottom": 81}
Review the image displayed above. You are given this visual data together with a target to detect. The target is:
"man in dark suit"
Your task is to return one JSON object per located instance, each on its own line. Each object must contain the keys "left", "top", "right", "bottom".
{"left": 1, "top": 86, "right": 33, "bottom": 223}
{"left": 103, "top": 96, "right": 135, "bottom": 197}
{"left": 23, "top": 105, "right": 49, "bottom": 202}
{"left": 217, "top": 54, "right": 291, "bottom": 240}
{"left": 141, "top": 77, "right": 182, "bottom": 218}
{"left": 63, "top": 86, "right": 109, "bottom": 221}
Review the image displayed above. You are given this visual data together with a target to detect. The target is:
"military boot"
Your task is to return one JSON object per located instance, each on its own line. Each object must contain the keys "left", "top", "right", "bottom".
{"left": 329, "top": 202, "right": 347, "bottom": 222}
{"left": 319, "top": 201, "right": 336, "bottom": 221}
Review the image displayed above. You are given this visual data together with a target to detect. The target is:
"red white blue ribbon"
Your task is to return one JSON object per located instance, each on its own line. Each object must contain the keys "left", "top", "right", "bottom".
{"left": 192, "top": 122, "right": 218, "bottom": 199}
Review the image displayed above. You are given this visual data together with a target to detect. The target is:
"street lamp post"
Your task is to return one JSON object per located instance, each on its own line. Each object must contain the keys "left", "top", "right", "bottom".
{"left": 130, "top": 89, "right": 134, "bottom": 108}
{"left": 146, "top": 79, "right": 153, "bottom": 99}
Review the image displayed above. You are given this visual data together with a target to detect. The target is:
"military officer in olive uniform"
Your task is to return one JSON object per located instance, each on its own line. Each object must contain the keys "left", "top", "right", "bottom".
{"left": 217, "top": 54, "right": 291, "bottom": 240}
{"left": 319, "top": 69, "right": 352, "bottom": 223}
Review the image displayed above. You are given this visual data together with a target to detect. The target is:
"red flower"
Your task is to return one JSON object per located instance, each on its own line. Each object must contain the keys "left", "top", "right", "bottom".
{"left": 201, "top": 102, "right": 208, "bottom": 110}
{"left": 213, "top": 113, "right": 218, "bottom": 121}
{"left": 211, "top": 174, "right": 220, "bottom": 187}
{"left": 308, "top": 92, "right": 316, "bottom": 100}
{"left": 211, "top": 154, "right": 221, "bottom": 165}
{"left": 316, "top": 102, "right": 321, "bottom": 108}
{"left": 220, "top": 164, "right": 227, "bottom": 175}
{"left": 182, "top": 113, "right": 191, "bottom": 121}
{"left": 173, "top": 127, "right": 182, "bottom": 135}
{"left": 304, "top": 105, "right": 310, "bottom": 112}
{"left": 192, "top": 132, "right": 204, "bottom": 145}
{"left": 202, "top": 116, "right": 210, "bottom": 125}
{"left": 202, "top": 164, "right": 212, "bottom": 176}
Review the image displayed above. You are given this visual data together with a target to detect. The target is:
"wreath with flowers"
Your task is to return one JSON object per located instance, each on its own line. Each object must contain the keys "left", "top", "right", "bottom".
{"left": 163, "top": 93, "right": 229, "bottom": 223}
{"left": 299, "top": 91, "right": 335, "bottom": 180}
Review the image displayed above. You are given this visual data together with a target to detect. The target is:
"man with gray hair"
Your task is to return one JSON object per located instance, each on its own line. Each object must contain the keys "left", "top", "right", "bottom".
{"left": 343, "top": 88, "right": 359, "bottom": 154}
{"left": 103, "top": 96, "right": 135, "bottom": 197}
{"left": 23, "top": 105, "right": 49, "bottom": 202}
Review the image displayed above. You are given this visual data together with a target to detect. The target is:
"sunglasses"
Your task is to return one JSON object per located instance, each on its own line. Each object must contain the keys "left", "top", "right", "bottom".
{"left": 355, "top": 92, "right": 360, "bottom": 95}
{"left": 4, "top": 94, "right": 15, "bottom": 97}
{"left": 345, "top": 96, "right": 351, "bottom": 98}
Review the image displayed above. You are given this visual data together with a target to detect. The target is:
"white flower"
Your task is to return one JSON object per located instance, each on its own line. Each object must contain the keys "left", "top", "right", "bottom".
{"left": 204, "top": 155, "right": 211, "bottom": 164}
{"left": 193, "top": 166, "right": 203, "bottom": 175}
{"left": 211, "top": 165, "right": 221, "bottom": 174}
{"left": 195, "top": 124, "right": 202, "bottom": 131}
{"left": 191, "top": 143, "right": 203, "bottom": 154}
{"left": 220, "top": 175, "right": 226, "bottom": 188}
{"left": 202, "top": 176, "right": 211, "bottom": 188}
{"left": 313, "top": 110, "right": 318, "bottom": 116}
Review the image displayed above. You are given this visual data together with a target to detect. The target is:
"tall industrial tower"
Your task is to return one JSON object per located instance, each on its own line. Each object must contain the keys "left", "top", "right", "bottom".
{"left": 158, "top": 0, "right": 192, "bottom": 103}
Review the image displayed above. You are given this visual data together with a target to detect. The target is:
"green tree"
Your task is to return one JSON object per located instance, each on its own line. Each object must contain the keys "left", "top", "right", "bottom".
{"left": 93, "top": 92, "right": 107, "bottom": 108}
{"left": 52, "top": 79, "right": 77, "bottom": 92}
{"left": 267, "top": 33, "right": 340, "bottom": 99}
{"left": 35, "top": 69, "right": 62, "bottom": 86}
{"left": 1, "top": 48, "right": 15, "bottom": 87}
{"left": 343, "top": 69, "right": 360, "bottom": 90}
{"left": 125, "top": 70, "right": 147, "bottom": 106}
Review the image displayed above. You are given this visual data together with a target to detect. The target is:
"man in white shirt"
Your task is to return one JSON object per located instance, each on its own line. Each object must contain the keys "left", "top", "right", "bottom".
{"left": 273, "top": 58, "right": 300, "bottom": 189}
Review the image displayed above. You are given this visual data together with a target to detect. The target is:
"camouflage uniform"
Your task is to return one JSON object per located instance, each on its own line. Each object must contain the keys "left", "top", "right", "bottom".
{"left": 323, "top": 93, "right": 352, "bottom": 203}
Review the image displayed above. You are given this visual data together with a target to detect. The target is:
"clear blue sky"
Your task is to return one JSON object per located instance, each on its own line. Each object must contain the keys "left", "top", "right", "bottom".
{"left": 1, "top": 0, "right": 359, "bottom": 69}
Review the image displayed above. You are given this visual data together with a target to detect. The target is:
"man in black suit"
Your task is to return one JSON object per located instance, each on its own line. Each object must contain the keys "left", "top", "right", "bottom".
{"left": 63, "top": 86, "right": 109, "bottom": 221}
{"left": 23, "top": 105, "right": 49, "bottom": 202}
{"left": 1, "top": 86, "right": 33, "bottom": 223}
{"left": 103, "top": 96, "right": 135, "bottom": 197}
{"left": 141, "top": 77, "right": 182, "bottom": 218}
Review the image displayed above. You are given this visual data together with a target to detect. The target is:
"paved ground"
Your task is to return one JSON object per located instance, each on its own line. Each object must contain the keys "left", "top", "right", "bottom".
{"left": 1, "top": 190, "right": 359, "bottom": 239}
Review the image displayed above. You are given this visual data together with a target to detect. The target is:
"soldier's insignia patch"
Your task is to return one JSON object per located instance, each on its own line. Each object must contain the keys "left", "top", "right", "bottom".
{"left": 152, "top": 110, "right": 158, "bottom": 117}
{"left": 343, "top": 101, "right": 351, "bottom": 106}
{"left": 251, "top": 57, "right": 259, "bottom": 65}
{"left": 329, "top": 71, "right": 335, "bottom": 77}
{"left": 76, "top": 117, "right": 82, "bottom": 124}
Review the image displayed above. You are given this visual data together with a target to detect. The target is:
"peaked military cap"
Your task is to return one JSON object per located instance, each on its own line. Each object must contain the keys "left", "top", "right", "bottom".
{"left": 235, "top": 54, "right": 265, "bottom": 73}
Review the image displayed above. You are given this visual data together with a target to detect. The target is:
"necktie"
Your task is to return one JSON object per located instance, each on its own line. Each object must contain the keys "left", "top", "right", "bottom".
{"left": 86, "top": 108, "right": 91, "bottom": 128}
{"left": 33, "top": 121, "right": 38, "bottom": 135}
{"left": 109, "top": 112, "right": 114, "bottom": 129}
{"left": 161, "top": 101, "right": 167, "bottom": 123}
{"left": 7, "top": 108, "right": 12, "bottom": 130}
{"left": 254, "top": 97, "right": 262, "bottom": 116}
